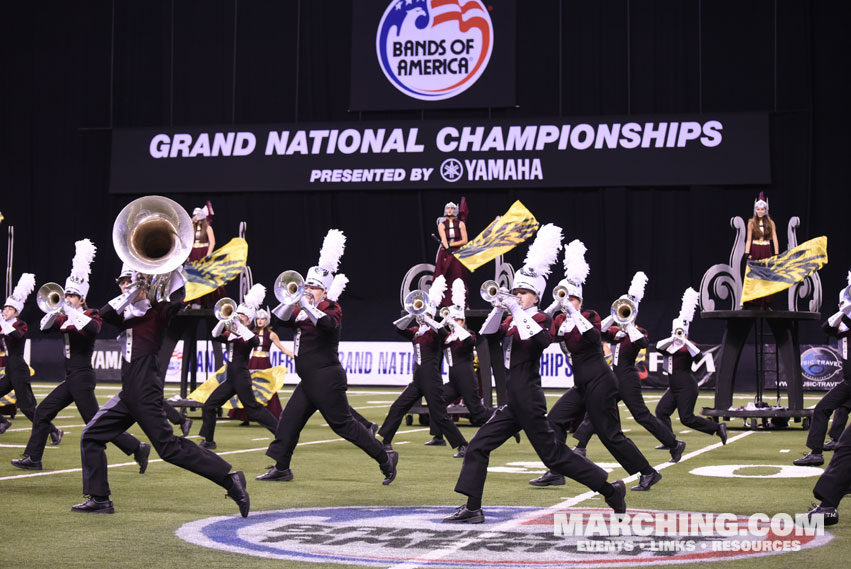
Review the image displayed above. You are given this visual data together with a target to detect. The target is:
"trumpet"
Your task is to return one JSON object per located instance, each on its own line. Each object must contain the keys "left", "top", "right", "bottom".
{"left": 214, "top": 297, "right": 237, "bottom": 321}
{"left": 112, "top": 196, "right": 193, "bottom": 302}
{"left": 404, "top": 290, "right": 430, "bottom": 316}
{"left": 674, "top": 327, "right": 686, "bottom": 340}
{"left": 37, "top": 282, "right": 66, "bottom": 314}
{"left": 552, "top": 285, "right": 569, "bottom": 301}
{"left": 611, "top": 295, "right": 638, "bottom": 327}
{"left": 480, "top": 280, "right": 514, "bottom": 305}
{"left": 274, "top": 270, "right": 305, "bottom": 305}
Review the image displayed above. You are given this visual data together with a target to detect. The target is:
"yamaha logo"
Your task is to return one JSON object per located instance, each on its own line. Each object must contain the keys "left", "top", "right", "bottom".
{"left": 800, "top": 346, "right": 843, "bottom": 382}
{"left": 177, "top": 506, "right": 829, "bottom": 567}
{"left": 376, "top": 0, "right": 494, "bottom": 101}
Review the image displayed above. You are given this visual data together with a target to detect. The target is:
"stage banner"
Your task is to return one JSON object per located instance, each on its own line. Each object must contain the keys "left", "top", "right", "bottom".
{"left": 349, "top": 0, "right": 517, "bottom": 111}
{"left": 109, "top": 113, "right": 770, "bottom": 193}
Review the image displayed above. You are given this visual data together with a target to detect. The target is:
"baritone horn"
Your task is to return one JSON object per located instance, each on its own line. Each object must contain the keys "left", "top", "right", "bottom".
{"left": 404, "top": 290, "right": 429, "bottom": 316}
{"left": 274, "top": 270, "right": 305, "bottom": 305}
{"left": 214, "top": 297, "right": 237, "bottom": 321}
{"left": 480, "top": 280, "right": 514, "bottom": 305}
{"left": 37, "top": 282, "right": 66, "bottom": 314}
{"left": 611, "top": 295, "right": 638, "bottom": 327}
{"left": 112, "top": 196, "right": 193, "bottom": 275}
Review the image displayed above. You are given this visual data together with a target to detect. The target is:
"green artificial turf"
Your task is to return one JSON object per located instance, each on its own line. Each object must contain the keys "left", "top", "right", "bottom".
{"left": 0, "top": 385, "right": 847, "bottom": 568}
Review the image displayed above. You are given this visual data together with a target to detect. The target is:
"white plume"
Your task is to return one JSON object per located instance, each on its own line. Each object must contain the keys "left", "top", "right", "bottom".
{"left": 317, "top": 229, "right": 346, "bottom": 273}
{"left": 243, "top": 283, "right": 266, "bottom": 309}
{"left": 428, "top": 275, "right": 447, "bottom": 306}
{"left": 847, "top": 270, "right": 851, "bottom": 287}
{"left": 628, "top": 271, "right": 649, "bottom": 302}
{"left": 13, "top": 273, "right": 36, "bottom": 301}
{"left": 678, "top": 287, "right": 700, "bottom": 323}
{"left": 524, "top": 223, "right": 563, "bottom": 277}
{"left": 451, "top": 278, "right": 466, "bottom": 308}
{"left": 562, "top": 239, "right": 589, "bottom": 285}
{"left": 70, "top": 239, "right": 97, "bottom": 281}
{"left": 327, "top": 274, "right": 349, "bottom": 302}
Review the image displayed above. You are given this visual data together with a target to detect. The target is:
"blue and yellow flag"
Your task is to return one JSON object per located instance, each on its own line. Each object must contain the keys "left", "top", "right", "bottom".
{"left": 184, "top": 237, "right": 248, "bottom": 302}
{"left": 453, "top": 201, "right": 539, "bottom": 272}
{"left": 186, "top": 365, "right": 286, "bottom": 410}
{"left": 741, "top": 236, "right": 828, "bottom": 304}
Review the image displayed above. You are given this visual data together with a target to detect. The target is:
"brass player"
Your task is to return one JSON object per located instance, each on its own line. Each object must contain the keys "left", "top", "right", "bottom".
{"left": 11, "top": 240, "right": 149, "bottom": 472}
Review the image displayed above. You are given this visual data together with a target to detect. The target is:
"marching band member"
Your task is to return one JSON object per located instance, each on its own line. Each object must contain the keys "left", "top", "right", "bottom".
{"left": 794, "top": 274, "right": 851, "bottom": 467}
{"left": 258, "top": 230, "right": 396, "bottom": 484}
{"left": 426, "top": 278, "right": 490, "bottom": 446}
{"left": 199, "top": 284, "right": 280, "bottom": 449}
{"left": 535, "top": 242, "right": 660, "bottom": 492}
{"left": 570, "top": 273, "right": 684, "bottom": 463}
{"left": 379, "top": 276, "right": 469, "bottom": 457}
{"left": 76, "top": 200, "right": 248, "bottom": 517}
{"left": 12, "top": 241, "right": 149, "bottom": 472}
{"left": 0, "top": 273, "right": 57, "bottom": 438}
{"left": 433, "top": 201, "right": 468, "bottom": 306}
{"left": 227, "top": 307, "right": 292, "bottom": 425}
{"left": 445, "top": 225, "right": 625, "bottom": 524}
{"left": 654, "top": 288, "right": 727, "bottom": 445}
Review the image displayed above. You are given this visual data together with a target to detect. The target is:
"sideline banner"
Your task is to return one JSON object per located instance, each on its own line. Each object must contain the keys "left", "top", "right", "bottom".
{"left": 109, "top": 114, "right": 770, "bottom": 193}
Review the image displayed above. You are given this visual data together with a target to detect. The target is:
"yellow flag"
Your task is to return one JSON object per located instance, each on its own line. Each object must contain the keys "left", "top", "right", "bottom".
{"left": 186, "top": 365, "right": 286, "bottom": 409}
{"left": 184, "top": 238, "right": 249, "bottom": 302}
{"left": 741, "top": 236, "right": 828, "bottom": 304}
{"left": 453, "top": 201, "right": 539, "bottom": 272}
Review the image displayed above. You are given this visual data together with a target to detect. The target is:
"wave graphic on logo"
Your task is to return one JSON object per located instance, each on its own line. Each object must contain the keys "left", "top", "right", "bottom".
{"left": 377, "top": 0, "right": 493, "bottom": 100}
{"left": 800, "top": 346, "right": 843, "bottom": 382}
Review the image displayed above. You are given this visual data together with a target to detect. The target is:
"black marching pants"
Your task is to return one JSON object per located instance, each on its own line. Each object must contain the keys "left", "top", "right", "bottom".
{"left": 199, "top": 367, "right": 278, "bottom": 442}
{"left": 25, "top": 371, "right": 140, "bottom": 461}
{"left": 829, "top": 403, "right": 851, "bottom": 442}
{"left": 813, "top": 422, "right": 851, "bottom": 507}
{"left": 655, "top": 371, "right": 720, "bottom": 436}
{"left": 807, "top": 381, "right": 851, "bottom": 452}
{"left": 429, "top": 368, "right": 491, "bottom": 438}
{"left": 266, "top": 364, "right": 385, "bottom": 469}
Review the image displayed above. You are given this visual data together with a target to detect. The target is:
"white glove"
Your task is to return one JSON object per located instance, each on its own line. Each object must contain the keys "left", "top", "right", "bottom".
{"left": 507, "top": 302, "right": 542, "bottom": 340}
{"left": 212, "top": 320, "right": 227, "bottom": 337}
{"left": 168, "top": 266, "right": 186, "bottom": 295}
{"left": 40, "top": 311, "right": 60, "bottom": 331}
{"left": 0, "top": 319, "right": 14, "bottom": 335}
{"left": 684, "top": 339, "right": 701, "bottom": 357}
{"left": 109, "top": 285, "right": 143, "bottom": 313}
{"left": 542, "top": 298, "right": 562, "bottom": 318}
{"left": 600, "top": 314, "right": 615, "bottom": 332}
{"left": 566, "top": 305, "right": 593, "bottom": 334}
{"left": 64, "top": 305, "right": 93, "bottom": 329}
{"left": 421, "top": 314, "right": 443, "bottom": 331}
{"left": 299, "top": 295, "right": 326, "bottom": 325}
{"left": 393, "top": 313, "right": 415, "bottom": 330}
{"left": 479, "top": 306, "right": 505, "bottom": 335}
{"left": 449, "top": 319, "right": 472, "bottom": 341}
{"left": 828, "top": 310, "right": 848, "bottom": 328}
{"left": 272, "top": 302, "right": 295, "bottom": 322}
{"left": 232, "top": 320, "right": 255, "bottom": 341}
{"left": 626, "top": 324, "right": 645, "bottom": 343}
{"left": 656, "top": 336, "right": 675, "bottom": 351}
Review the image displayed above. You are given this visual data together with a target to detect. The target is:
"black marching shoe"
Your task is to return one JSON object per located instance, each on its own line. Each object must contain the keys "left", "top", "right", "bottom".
{"left": 807, "top": 504, "right": 838, "bottom": 526}
{"left": 669, "top": 440, "right": 686, "bottom": 463}
{"left": 605, "top": 481, "right": 627, "bottom": 514}
{"left": 0, "top": 417, "right": 10, "bottom": 434}
{"left": 631, "top": 470, "right": 662, "bottom": 492}
{"left": 11, "top": 456, "right": 42, "bottom": 471}
{"left": 424, "top": 437, "right": 446, "bottom": 446}
{"left": 181, "top": 417, "right": 193, "bottom": 438}
{"left": 717, "top": 423, "right": 728, "bottom": 445}
{"left": 50, "top": 428, "right": 64, "bottom": 446}
{"left": 529, "top": 470, "right": 565, "bottom": 487}
{"left": 381, "top": 449, "right": 399, "bottom": 485}
{"left": 513, "top": 432, "right": 522, "bottom": 443}
{"left": 226, "top": 471, "right": 250, "bottom": 518}
{"left": 71, "top": 497, "right": 114, "bottom": 514}
{"left": 199, "top": 440, "right": 217, "bottom": 450}
{"left": 443, "top": 505, "right": 485, "bottom": 524}
{"left": 453, "top": 445, "right": 467, "bottom": 459}
{"left": 255, "top": 466, "right": 294, "bottom": 481}
{"left": 135, "top": 442, "right": 151, "bottom": 474}
{"left": 793, "top": 452, "right": 825, "bottom": 466}
{"left": 824, "top": 439, "right": 839, "bottom": 451}
{"left": 573, "top": 446, "right": 587, "bottom": 457}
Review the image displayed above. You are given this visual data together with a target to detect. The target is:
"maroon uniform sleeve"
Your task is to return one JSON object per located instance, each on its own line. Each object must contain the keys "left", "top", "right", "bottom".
{"left": 316, "top": 300, "right": 342, "bottom": 332}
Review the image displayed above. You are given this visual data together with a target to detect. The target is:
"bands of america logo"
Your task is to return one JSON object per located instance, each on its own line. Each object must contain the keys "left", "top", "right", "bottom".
{"left": 800, "top": 346, "right": 843, "bottom": 382}
{"left": 177, "top": 506, "right": 830, "bottom": 567}
{"left": 376, "top": 0, "right": 494, "bottom": 101}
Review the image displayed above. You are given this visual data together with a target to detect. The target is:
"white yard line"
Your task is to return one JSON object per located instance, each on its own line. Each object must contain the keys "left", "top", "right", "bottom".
{"left": 387, "top": 430, "right": 756, "bottom": 569}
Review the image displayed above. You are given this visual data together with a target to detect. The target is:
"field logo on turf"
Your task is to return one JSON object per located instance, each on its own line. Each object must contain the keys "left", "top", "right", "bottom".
{"left": 376, "top": 0, "right": 494, "bottom": 100}
{"left": 177, "top": 506, "right": 831, "bottom": 567}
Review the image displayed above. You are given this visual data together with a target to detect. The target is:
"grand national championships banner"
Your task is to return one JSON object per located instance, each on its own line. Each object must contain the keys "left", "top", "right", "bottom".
{"left": 109, "top": 114, "right": 770, "bottom": 193}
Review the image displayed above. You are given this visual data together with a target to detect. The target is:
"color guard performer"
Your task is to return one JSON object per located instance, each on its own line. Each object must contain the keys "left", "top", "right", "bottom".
{"left": 258, "top": 229, "right": 396, "bottom": 484}
{"left": 199, "top": 284, "right": 279, "bottom": 448}
{"left": 0, "top": 273, "right": 61, "bottom": 439}
{"left": 570, "top": 273, "right": 684, "bottom": 462}
{"left": 654, "top": 287, "right": 728, "bottom": 445}
{"left": 445, "top": 225, "right": 625, "bottom": 524}
{"left": 534, "top": 242, "right": 661, "bottom": 492}
{"left": 379, "top": 275, "right": 470, "bottom": 457}
{"left": 11, "top": 240, "right": 149, "bottom": 472}
{"left": 433, "top": 201, "right": 469, "bottom": 307}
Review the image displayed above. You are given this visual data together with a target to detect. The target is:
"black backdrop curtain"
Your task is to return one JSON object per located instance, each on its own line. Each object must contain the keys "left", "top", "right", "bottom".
{"left": 1, "top": 0, "right": 848, "bottom": 343}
